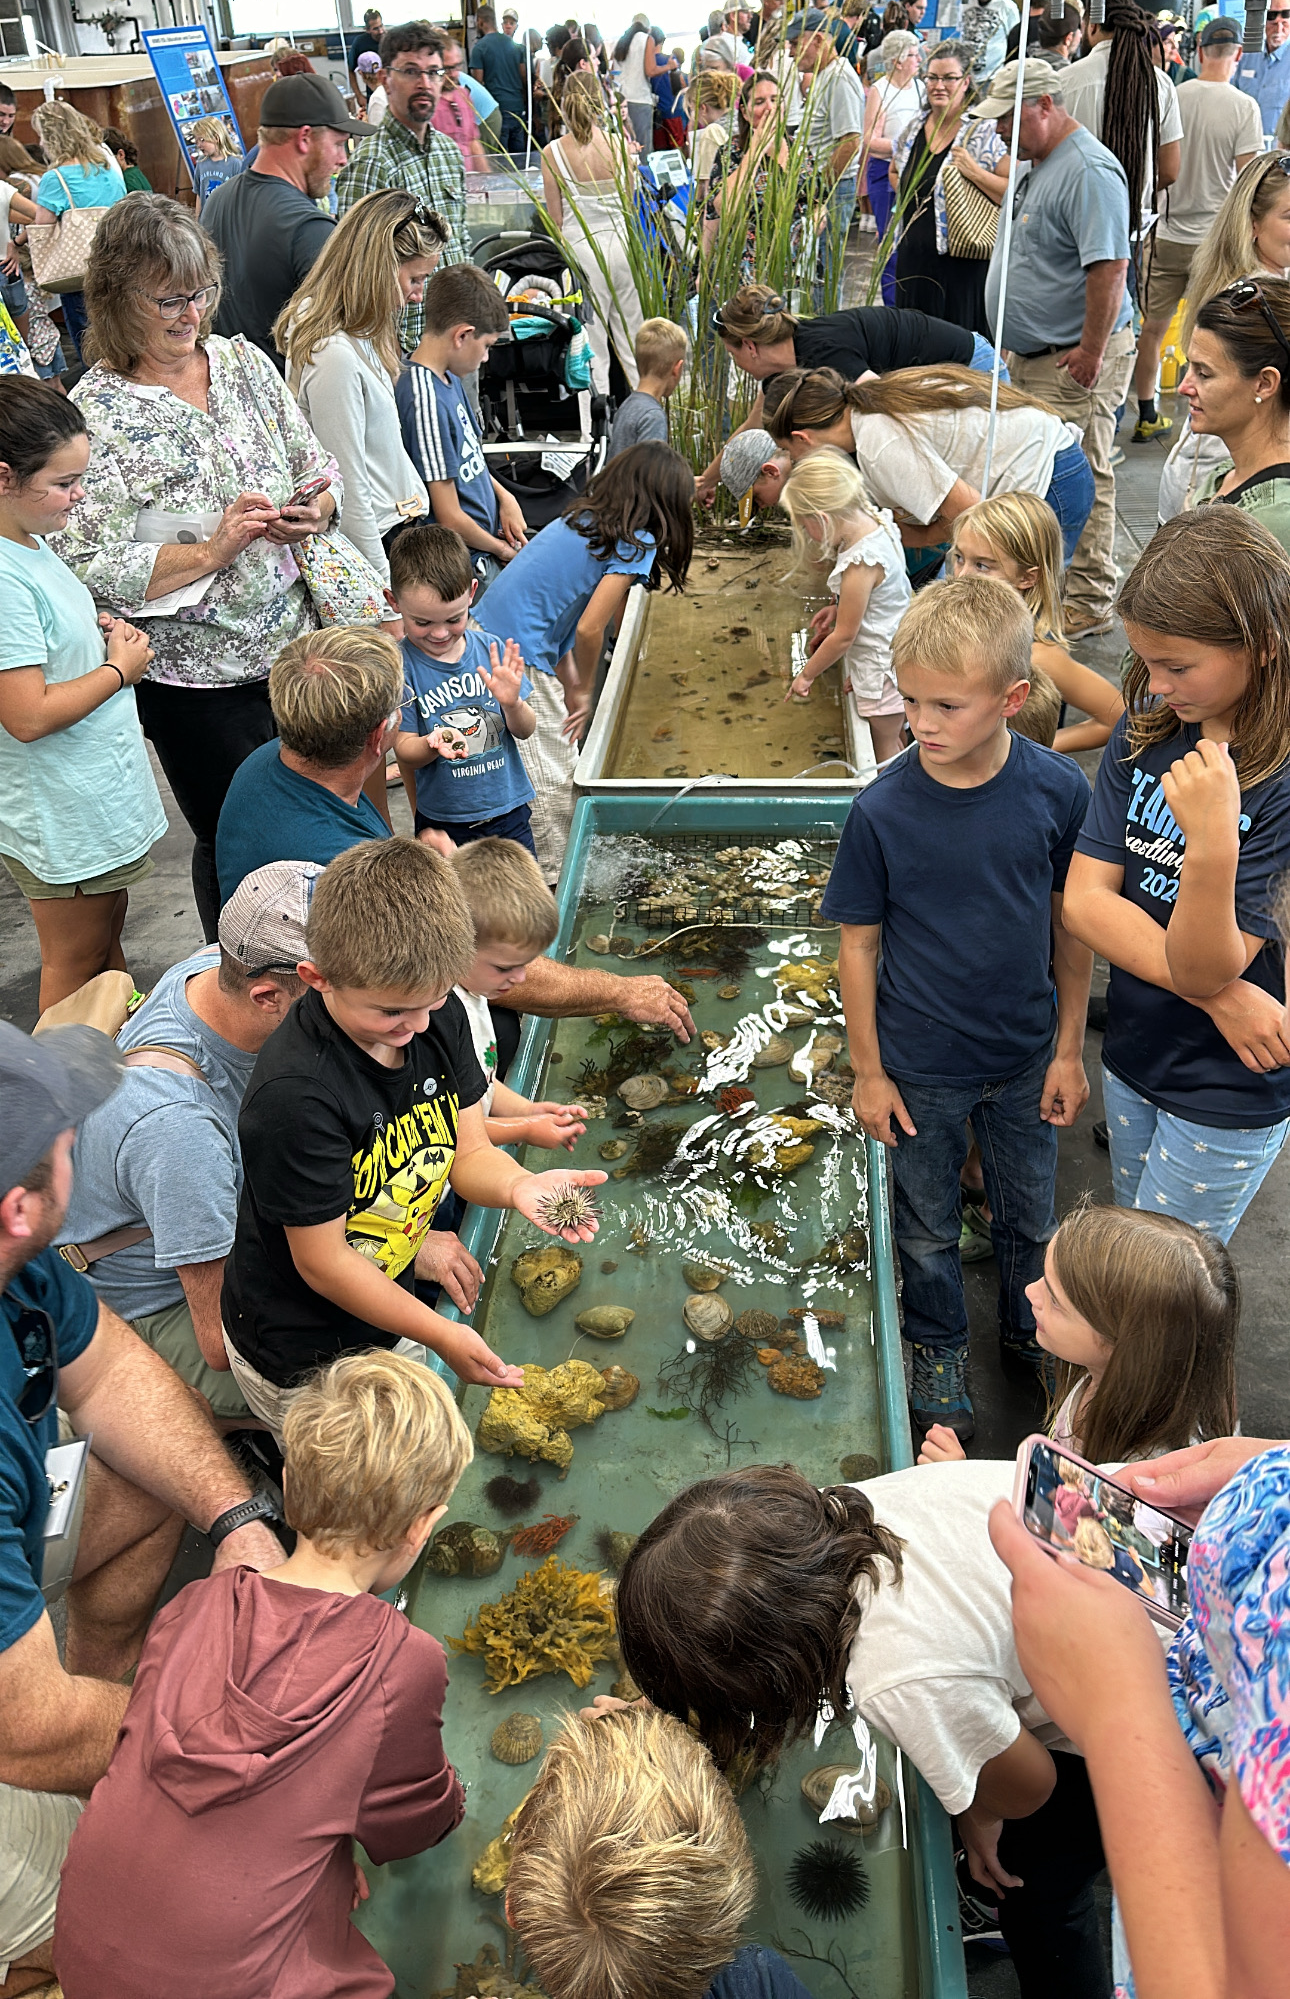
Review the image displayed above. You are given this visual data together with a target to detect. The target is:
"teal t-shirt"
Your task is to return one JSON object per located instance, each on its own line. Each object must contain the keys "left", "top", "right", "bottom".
{"left": 0, "top": 537, "right": 167, "bottom": 884}
{"left": 35, "top": 157, "right": 127, "bottom": 213}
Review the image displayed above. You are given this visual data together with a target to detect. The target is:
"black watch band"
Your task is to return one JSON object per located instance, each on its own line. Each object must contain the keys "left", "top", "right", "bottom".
{"left": 207, "top": 1493, "right": 282, "bottom": 1548}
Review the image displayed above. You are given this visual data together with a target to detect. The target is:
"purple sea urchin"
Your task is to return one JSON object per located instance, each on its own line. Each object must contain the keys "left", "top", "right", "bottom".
{"left": 484, "top": 1473, "right": 542, "bottom": 1518}
{"left": 534, "top": 1180, "right": 602, "bottom": 1233}
{"left": 786, "top": 1841, "right": 870, "bottom": 1921}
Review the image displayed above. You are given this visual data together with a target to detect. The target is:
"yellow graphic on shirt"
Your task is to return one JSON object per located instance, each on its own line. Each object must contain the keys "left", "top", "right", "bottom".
{"left": 347, "top": 1089, "right": 459, "bottom": 1278}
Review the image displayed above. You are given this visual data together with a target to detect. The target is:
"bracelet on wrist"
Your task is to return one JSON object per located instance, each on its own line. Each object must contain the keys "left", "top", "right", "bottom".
{"left": 105, "top": 662, "right": 125, "bottom": 691}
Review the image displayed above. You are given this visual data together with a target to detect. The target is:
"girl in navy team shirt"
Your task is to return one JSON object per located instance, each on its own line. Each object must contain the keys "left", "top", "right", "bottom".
{"left": 1066, "top": 508, "right": 1290, "bottom": 1242}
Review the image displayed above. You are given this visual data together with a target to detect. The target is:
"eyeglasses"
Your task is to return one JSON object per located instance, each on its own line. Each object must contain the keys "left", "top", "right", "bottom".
{"left": 389, "top": 62, "right": 443, "bottom": 78}
{"left": 7, "top": 1305, "right": 58, "bottom": 1425}
{"left": 1220, "top": 279, "right": 1290, "bottom": 370}
{"left": 140, "top": 284, "right": 219, "bottom": 321}
{"left": 443, "top": 58, "right": 464, "bottom": 71}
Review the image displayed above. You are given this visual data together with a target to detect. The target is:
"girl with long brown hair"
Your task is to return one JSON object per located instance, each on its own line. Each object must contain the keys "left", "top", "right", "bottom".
{"left": 615, "top": 1458, "right": 1116, "bottom": 1994}
{"left": 1064, "top": 505, "right": 1290, "bottom": 1241}
{"left": 766, "top": 363, "right": 1095, "bottom": 559}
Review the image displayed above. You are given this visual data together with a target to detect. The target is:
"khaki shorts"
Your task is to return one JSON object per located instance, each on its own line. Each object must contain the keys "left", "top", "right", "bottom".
{"left": 0, "top": 1779, "right": 82, "bottom": 1974}
{"left": 1143, "top": 235, "right": 1194, "bottom": 325}
{"left": 132, "top": 1299, "right": 252, "bottom": 1424}
{"left": 222, "top": 1332, "right": 430, "bottom": 1446}
{"left": 0, "top": 847, "right": 154, "bottom": 901}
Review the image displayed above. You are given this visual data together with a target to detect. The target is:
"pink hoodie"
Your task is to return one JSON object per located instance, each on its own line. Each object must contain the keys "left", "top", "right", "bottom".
{"left": 55, "top": 1567, "right": 464, "bottom": 1998}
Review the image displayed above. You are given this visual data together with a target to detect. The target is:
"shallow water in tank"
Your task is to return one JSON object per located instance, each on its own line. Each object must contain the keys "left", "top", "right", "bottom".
{"left": 357, "top": 832, "right": 927, "bottom": 1999}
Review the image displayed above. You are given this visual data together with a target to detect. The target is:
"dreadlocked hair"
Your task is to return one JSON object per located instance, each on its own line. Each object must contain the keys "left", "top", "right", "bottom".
{"left": 616, "top": 1464, "right": 903, "bottom": 1774}
{"left": 1099, "top": 0, "right": 1161, "bottom": 281}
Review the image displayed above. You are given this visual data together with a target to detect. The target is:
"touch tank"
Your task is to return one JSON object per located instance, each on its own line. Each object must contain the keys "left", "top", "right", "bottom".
{"left": 357, "top": 799, "right": 965, "bottom": 1999}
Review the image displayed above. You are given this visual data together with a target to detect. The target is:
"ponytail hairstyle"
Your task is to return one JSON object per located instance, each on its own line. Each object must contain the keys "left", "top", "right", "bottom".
{"left": 764, "top": 363, "right": 1055, "bottom": 444}
{"left": 780, "top": 444, "right": 883, "bottom": 576}
{"left": 1117, "top": 505, "right": 1290, "bottom": 789}
{"left": 0, "top": 375, "right": 88, "bottom": 487}
{"left": 713, "top": 281, "right": 799, "bottom": 349}
{"left": 1048, "top": 1203, "right": 1239, "bottom": 1465}
{"left": 1185, "top": 153, "right": 1290, "bottom": 348}
{"left": 559, "top": 69, "right": 607, "bottom": 145}
{"left": 1098, "top": 0, "right": 1162, "bottom": 276}
{"left": 564, "top": 442, "right": 694, "bottom": 595}
{"left": 616, "top": 1464, "right": 904, "bottom": 1772}
{"left": 951, "top": 490, "right": 1066, "bottom": 643}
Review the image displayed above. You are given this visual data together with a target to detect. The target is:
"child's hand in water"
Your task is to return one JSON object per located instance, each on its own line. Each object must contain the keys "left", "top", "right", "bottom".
{"left": 918, "top": 1424, "right": 967, "bottom": 1465}
{"left": 785, "top": 672, "right": 814, "bottom": 703}
{"left": 808, "top": 603, "right": 838, "bottom": 650}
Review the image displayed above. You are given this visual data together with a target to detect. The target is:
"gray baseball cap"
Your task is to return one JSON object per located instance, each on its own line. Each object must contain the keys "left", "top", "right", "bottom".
{"left": 970, "top": 57, "right": 1062, "bottom": 120}
{"left": 260, "top": 72, "right": 371, "bottom": 136}
{"left": 0, "top": 1020, "right": 124, "bottom": 1192}
{"left": 217, "top": 860, "right": 323, "bottom": 974}
{"left": 720, "top": 427, "right": 780, "bottom": 500}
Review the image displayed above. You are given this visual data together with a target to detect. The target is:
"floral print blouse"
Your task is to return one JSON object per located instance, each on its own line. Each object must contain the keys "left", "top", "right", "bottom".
{"left": 889, "top": 111, "right": 1005, "bottom": 259}
{"left": 54, "top": 335, "right": 340, "bottom": 690}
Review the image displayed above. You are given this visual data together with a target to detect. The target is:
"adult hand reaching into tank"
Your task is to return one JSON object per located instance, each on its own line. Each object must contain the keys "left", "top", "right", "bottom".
{"left": 414, "top": 1232, "right": 483, "bottom": 1312}
{"left": 612, "top": 974, "right": 695, "bottom": 1042}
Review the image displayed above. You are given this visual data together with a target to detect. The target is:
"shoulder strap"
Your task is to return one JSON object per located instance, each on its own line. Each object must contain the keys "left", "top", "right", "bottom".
{"left": 121, "top": 1043, "right": 211, "bottom": 1087}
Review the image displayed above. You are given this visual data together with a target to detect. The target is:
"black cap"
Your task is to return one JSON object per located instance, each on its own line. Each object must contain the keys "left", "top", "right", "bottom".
{"left": 1200, "top": 17, "right": 1240, "bottom": 43}
{"left": 260, "top": 72, "right": 370, "bottom": 136}
{"left": 784, "top": 9, "right": 831, "bottom": 39}
{"left": 0, "top": 1020, "right": 124, "bottom": 1192}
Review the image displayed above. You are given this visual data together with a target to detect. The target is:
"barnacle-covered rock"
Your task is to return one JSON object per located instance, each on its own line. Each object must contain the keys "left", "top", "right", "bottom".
{"left": 450, "top": 1555, "right": 616, "bottom": 1693}
{"left": 767, "top": 1352, "right": 827, "bottom": 1399}
{"left": 476, "top": 1360, "right": 608, "bottom": 1475}
{"left": 510, "top": 1242, "right": 583, "bottom": 1317}
{"left": 427, "top": 1521, "right": 508, "bottom": 1578}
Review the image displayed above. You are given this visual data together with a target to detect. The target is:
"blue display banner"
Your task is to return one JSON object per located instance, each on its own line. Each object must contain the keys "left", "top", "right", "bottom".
{"left": 142, "top": 25, "right": 245, "bottom": 194}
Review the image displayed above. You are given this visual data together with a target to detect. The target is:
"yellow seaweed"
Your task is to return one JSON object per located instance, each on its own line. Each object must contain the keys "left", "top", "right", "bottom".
{"left": 449, "top": 1555, "right": 617, "bottom": 1694}
{"left": 773, "top": 957, "right": 838, "bottom": 1005}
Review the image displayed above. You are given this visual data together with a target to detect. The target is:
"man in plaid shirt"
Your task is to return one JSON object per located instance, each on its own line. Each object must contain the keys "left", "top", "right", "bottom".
{"left": 337, "top": 20, "right": 468, "bottom": 350}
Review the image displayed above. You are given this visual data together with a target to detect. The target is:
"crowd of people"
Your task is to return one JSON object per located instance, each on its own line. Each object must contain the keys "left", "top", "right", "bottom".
{"left": 2, "top": 2, "right": 1290, "bottom": 1996}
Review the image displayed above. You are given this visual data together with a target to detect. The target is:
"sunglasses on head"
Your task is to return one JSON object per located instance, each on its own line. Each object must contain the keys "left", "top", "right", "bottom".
{"left": 7, "top": 1304, "right": 58, "bottom": 1425}
{"left": 1220, "top": 278, "right": 1290, "bottom": 371}
{"left": 711, "top": 293, "right": 785, "bottom": 335}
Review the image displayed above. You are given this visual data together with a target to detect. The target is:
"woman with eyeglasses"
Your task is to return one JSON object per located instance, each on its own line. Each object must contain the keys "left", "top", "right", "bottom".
{"left": 1158, "top": 152, "right": 1290, "bottom": 521}
{"left": 1179, "top": 277, "right": 1290, "bottom": 554}
{"left": 888, "top": 44, "right": 1007, "bottom": 336}
{"left": 55, "top": 194, "right": 341, "bottom": 942}
{"left": 277, "top": 191, "right": 446, "bottom": 579}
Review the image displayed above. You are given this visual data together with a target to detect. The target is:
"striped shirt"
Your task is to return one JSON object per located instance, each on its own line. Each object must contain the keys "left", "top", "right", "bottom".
{"left": 395, "top": 361, "right": 498, "bottom": 536}
{"left": 336, "top": 114, "right": 467, "bottom": 350}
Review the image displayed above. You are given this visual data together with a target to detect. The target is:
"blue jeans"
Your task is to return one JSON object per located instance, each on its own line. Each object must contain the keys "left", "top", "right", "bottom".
{"left": 60, "top": 288, "right": 88, "bottom": 362}
{"left": 625, "top": 100, "right": 654, "bottom": 150}
{"left": 414, "top": 798, "right": 538, "bottom": 859}
{"left": 1044, "top": 441, "right": 1096, "bottom": 565}
{"left": 815, "top": 172, "right": 859, "bottom": 311}
{"left": 890, "top": 1048, "right": 1058, "bottom": 1352}
{"left": 1102, "top": 1067, "right": 1290, "bottom": 1244}
{"left": 969, "top": 331, "right": 1009, "bottom": 382}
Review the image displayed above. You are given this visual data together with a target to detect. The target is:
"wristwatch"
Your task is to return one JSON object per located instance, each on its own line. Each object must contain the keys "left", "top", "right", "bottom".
{"left": 206, "top": 1492, "right": 284, "bottom": 1548}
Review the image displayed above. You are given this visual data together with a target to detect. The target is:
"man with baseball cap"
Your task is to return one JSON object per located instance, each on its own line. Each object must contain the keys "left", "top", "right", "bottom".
{"left": 977, "top": 59, "right": 1133, "bottom": 642}
{"left": 0, "top": 1021, "right": 285, "bottom": 1993}
{"left": 55, "top": 864, "right": 321, "bottom": 1429}
{"left": 788, "top": 10, "right": 865, "bottom": 304}
{"left": 202, "top": 73, "right": 368, "bottom": 366}
{"left": 719, "top": 427, "right": 792, "bottom": 511}
{"left": 1132, "top": 19, "right": 1262, "bottom": 441}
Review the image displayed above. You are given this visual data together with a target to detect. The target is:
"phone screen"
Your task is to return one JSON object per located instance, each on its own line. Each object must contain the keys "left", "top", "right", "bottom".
{"left": 1024, "top": 1444, "right": 1193, "bottom": 1620}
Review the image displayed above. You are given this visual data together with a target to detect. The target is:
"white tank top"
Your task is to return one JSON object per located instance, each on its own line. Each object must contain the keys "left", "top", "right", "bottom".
{"left": 618, "top": 30, "right": 653, "bottom": 104}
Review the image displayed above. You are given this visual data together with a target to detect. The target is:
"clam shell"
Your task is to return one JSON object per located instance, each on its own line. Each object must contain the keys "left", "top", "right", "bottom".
{"left": 619, "top": 1074, "right": 669, "bottom": 1111}
{"left": 598, "top": 1364, "right": 640, "bottom": 1411}
{"left": 576, "top": 1306, "right": 635, "bottom": 1340}
{"left": 490, "top": 1713, "right": 543, "bottom": 1765}
{"left": 584, "top": 933, "right": 611, "bottom": 954}
{"left": 682, "top": 1260, "right": 730, "bottom": 1292}
{"left": 683, "top": 1293, "right": 734, "bottom": 1341}
{"left": 599, "top": 1139, "right": 630, "bottom": 1160}
{"left": 800, "top": 1764, "right": 892, "bottom": 1834}
{"left": 752, "top": 1034, "right": 794, "bottom": 1069}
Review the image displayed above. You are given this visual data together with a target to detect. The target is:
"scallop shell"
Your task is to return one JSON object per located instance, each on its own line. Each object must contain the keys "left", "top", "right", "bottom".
{"left": 683, "top": 1293, "right": 734, "bottom": 1341}
{"left": 619, "top": 1074, "right": 669, "bottom": 1110}
{"left": 491, "top": 1713, "right": 543, "bottom": 1765}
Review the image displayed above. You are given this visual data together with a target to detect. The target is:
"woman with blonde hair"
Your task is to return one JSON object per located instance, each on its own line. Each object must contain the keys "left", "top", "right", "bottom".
{"left": 277, "top": 189, "right": 446, "bottom": 575}
{"left": 766, "top": 363, "right": 1094, "bottom": 560}
{"left": 28, "top": 100, "right": 127, "bottom": 360}
{"left": 1158, "top": 151, "right": 1290, "bottom": 520}
{"left": 686, "top": 68, "right": 740, "bottom": 201}
{"left": 950, "top": 492, "right": 1126, "bottom": 753}
{"left": 540, "top": 71, "right": 646, "bottom": 393}
{"left": 778, "top": 443, "right": 910, "bottom": 764}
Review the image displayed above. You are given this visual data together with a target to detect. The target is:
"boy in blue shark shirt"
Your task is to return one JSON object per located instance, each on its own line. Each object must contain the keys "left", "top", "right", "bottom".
{"left": 389, "top": 523, "right": 538, "bottom": 856}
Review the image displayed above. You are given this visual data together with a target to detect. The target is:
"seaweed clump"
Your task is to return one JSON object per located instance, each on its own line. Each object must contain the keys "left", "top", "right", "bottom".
{"left": 449, "top": 1554, "right": 617, "bottom": 1693}
{"left": 786, "top": 1840, "right": 870, "bottom": 1921}
{"left": 613, "top": 1121, "right": 687, "bottom": 1178}
{"left": 657, "top": 1330, "right": 758, "bottom": 1455}
{"left": 433, "top": 1940, "right": 544, "bottom": 1999}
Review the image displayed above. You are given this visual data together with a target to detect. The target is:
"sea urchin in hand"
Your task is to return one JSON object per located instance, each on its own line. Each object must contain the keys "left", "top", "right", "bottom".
{"left": 786, "top": 1840, "right": 870, "bottom": 1921}
{"left": 534, "top": 1180, "right": 602, "bottom": 1233}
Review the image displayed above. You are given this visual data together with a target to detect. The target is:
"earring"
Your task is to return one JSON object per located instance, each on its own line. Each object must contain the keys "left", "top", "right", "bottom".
{"left": 1256, "top": 394, "right": 1264, "bottom": 403}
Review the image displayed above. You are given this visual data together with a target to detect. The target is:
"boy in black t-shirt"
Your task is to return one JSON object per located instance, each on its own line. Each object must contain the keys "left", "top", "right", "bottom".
{"left": 821, "top": 579, "right": 1093, "bottom": 1447}
{"left": 221, "top": 837, "right": 606, "bottom": 1438}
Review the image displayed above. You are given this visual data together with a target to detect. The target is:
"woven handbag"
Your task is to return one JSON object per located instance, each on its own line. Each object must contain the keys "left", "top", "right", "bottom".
{"left": 26, "top": 170, "right": 109, "bottom": 293}
{"left": 292, "top": 527, "right": 388, "bottom": 627}
{"left": 941, "top": 161, "right": 999, "bottom": 260}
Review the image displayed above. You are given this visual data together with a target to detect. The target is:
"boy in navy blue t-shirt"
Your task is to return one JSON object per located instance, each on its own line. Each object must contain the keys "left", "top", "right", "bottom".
{"left": 389, "top": 523, "right": 538, "bottom": 856}
{"left": 821, "top": 577, "right": 1093, "bottom": 1442}
{"left": 397, "top": 264, "right": 528, "bottom": 589}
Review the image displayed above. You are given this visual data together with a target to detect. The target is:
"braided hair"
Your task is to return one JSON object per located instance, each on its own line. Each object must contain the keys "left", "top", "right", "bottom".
{"left": 1099, "top": 0, "right": 1162, "bottom": 275}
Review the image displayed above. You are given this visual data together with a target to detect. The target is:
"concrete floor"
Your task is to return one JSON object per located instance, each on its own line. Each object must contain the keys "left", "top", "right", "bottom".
{"left": 5, "top": 385, "right": 1286, "bottom": 1999}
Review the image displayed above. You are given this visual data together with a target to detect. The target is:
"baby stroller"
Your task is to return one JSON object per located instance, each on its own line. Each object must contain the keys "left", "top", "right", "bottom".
{"left": 474, "top": 234, "right": 612, "bottom": 527}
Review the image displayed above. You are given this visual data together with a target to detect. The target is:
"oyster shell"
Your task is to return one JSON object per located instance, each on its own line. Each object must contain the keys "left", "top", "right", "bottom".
{"left": 510, "top": 1243, "right": 583, "bottom": 1317}
{"left": 576, "top": 1306, "right": 635, "bottom": 1340}
{"left": 619, "top": 1074, "right": 669, "bottom": 1111}
{"left": 490, "top": 1713, "right": 543, "bottom": 1765}
{"left": 683, "top": 1293, "right": 734, "bottom": 1341}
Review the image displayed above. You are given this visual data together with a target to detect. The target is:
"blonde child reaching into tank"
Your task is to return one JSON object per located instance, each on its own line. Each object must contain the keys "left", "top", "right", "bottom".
{"left": 950, "top": 493, "right": 1125, "bottom": 756}
{"left": 920, "top": 1202, "right": 1240, "bottom": 1466}
{"left": 778, "top": 446, "right": 911, "bottom": 768}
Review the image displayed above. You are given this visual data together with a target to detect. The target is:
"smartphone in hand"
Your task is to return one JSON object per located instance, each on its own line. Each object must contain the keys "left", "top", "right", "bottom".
{"left": 284, "top": 473, "right": 332, "bottom": 513}
{"left": 1012, "top": 1435, "right": 1193, "bottom": 1631}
